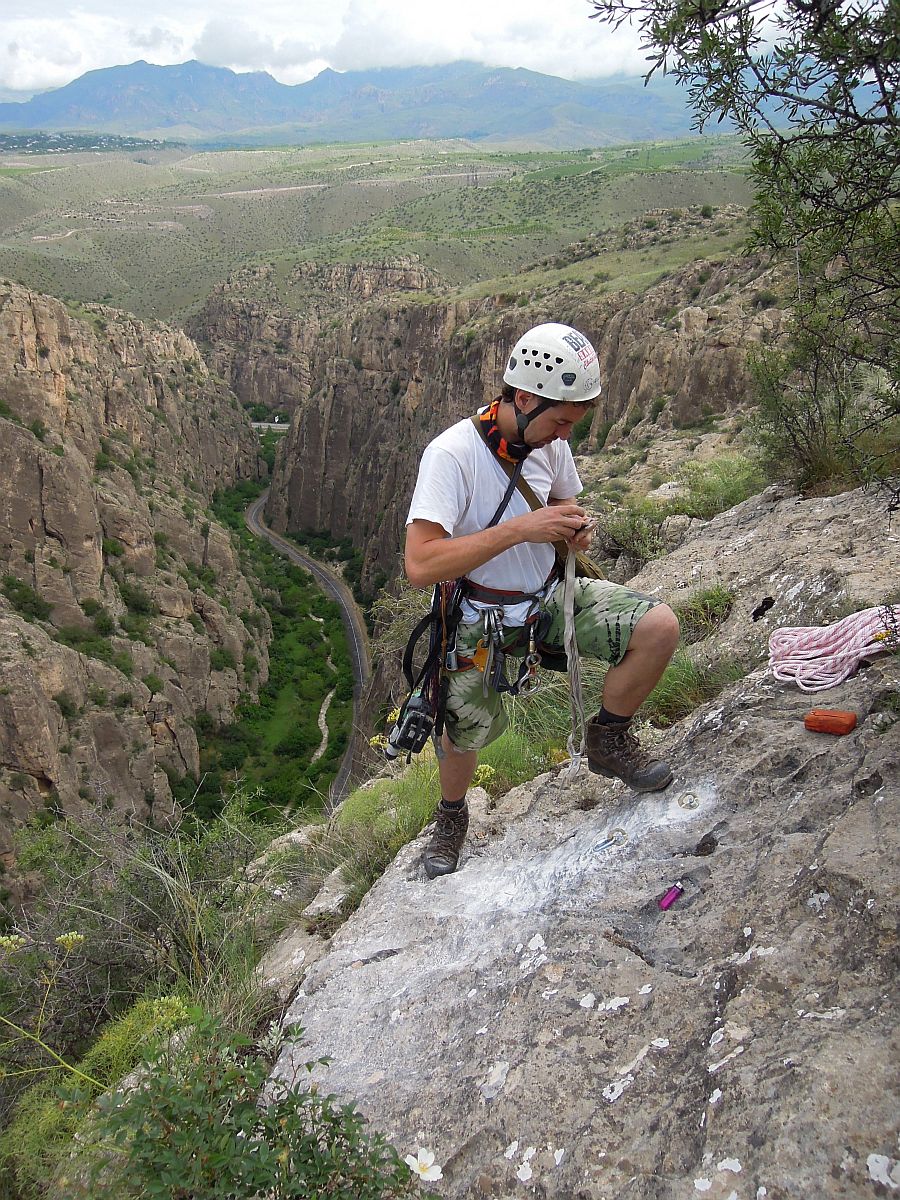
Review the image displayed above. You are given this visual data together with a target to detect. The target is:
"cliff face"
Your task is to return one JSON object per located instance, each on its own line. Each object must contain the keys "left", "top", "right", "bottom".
{"left": 269, "top": 485, "right": 899, "bottom": 1199}
{"left": 0, "top": 281, "right": 266, "bottom": 868}
{"left": 194, "top": 251, "right": 783, "bottom": 584}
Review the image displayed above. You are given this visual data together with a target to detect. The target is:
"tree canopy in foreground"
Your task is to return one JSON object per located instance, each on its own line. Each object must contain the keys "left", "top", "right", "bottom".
{"left": 590, "top": 0, "right": 899, "bottom": 497}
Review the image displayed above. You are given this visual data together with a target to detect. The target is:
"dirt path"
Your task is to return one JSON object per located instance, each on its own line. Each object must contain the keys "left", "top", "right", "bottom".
{"left": 310, "top": 689, "right": 335, "bottom": 766}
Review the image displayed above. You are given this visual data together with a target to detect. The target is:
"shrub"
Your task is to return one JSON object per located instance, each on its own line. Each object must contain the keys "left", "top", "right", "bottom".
{"left": 749, "top": 341, "right": 897, "bottom": 496}
{"left": 673, "top": 585, "right": 735, "bottom": 644}
{"left": 672, "top": 455, "right": 766, "bottom": 520}
{"left": 569, "top": 409, "right": 595, "bottom": 453}
{"left": 642, "top": 648, "right": 746, "bottom": 726}
{"left": 142, "top": 674, "right": 164, "bottom": 695}
{"left": 52, "top": 692, "right": 79, "bottom": 721}
{"left": 102, "top": 538, "right": 125, "bottom": 558}
{"left": 0, "top": 996, "right": 189, "bottom": 1198}
{"left": 1, "top": 793, "right": 280, "bottom": 1128}
{"left": 2, "top": 575, "right": 52, "bottom": 622}
{"left": 210, "top": 647, "right": 237, "bottom": 672}
{"left": 93, "top": 609, "right": 116, "bottom": 635}
{"left": 595, "top": 500, "right": 665, "bottom": 568}
{"left": 76, "top": 1011, "right": 415, "bottom": 1200}
{"left": 119, "top": 581, "right": 156, "bottom": 616}
{"left": 752, "top": 288, "right": 779, "bottom": 309}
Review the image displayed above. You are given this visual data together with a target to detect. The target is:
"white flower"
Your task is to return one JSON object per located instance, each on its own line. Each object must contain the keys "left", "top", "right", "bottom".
{"left": 404, "top": 1148, "right": 443, "bottom": 1183}
{"left": 517, "top": 1162, "right": 533, "bottom": 1182}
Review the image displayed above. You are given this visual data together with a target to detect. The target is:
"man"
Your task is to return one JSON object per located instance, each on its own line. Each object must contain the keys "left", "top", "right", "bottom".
{"left": 405, "top": 322, "right": 679, "bottom": 879}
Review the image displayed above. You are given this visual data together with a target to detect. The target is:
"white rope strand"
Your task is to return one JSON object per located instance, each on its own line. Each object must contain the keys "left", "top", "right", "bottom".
{"left": 768, "top": 605, "right": 899, "bottom": 692}
{"left": 562, "top": 549, "right": 587, "bottom": 779}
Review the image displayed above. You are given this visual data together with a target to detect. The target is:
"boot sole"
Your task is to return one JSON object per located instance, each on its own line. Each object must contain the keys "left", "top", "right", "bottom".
{"left": 587, "top": 760, "right": 674, "bottom": 793}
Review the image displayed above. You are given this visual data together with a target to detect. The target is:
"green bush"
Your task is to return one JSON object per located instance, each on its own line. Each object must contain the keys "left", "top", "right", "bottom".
{"left": 102, "top": 538, "right": 125, "bottom": 558}
{"left": 1, "top": 792, "right": 281, "bottom": 1137}
{"left": 642, "top": 648, "right": 746, "bottom": 726}
{"left": 53, "top": 692, "right": 79, "bottom": 721}
{"left": 596, "top": 500, "right": 665, "bottom": 568}
{"left": 2, "top": 575, "right": 52, "bottom": 622}
{"left": 93, "top": 609, "right": 116, "bottom": 636}
{"left": 210, "top": 647, "right": 236, "bottom": 672}
{"left": 0, "top": 996, "right": 189, "bottom": 1199}
{"left": 749, "top": 341, "right": 897, "bottom": 495}
{"left": 76, "top": 1011, "right": 415, "bottom": 1200}
{"left": 142, "top": 674, "right": 164, "bottom": 695}
{"left": 119, "top": 581, "right": 156, "bottom": 616}
{"left": 673, "top": 455, "right": 766, "bottom": 520}
{"left": 569, "top": 409, "right": 595, "bottom": 452}
{"left": 673, "top": 584, "right": 735, "bottom": 644}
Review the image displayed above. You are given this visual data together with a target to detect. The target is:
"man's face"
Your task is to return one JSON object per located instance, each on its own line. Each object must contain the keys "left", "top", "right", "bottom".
{"left": 518, "top": 393, "right": 593, "bottom": 447}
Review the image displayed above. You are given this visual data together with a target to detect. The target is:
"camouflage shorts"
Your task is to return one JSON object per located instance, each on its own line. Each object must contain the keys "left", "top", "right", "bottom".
{"left": 444, "top": 579, "right": 658, "bottom": 753}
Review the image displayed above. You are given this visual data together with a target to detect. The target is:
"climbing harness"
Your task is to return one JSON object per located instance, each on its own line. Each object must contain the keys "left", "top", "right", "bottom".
{"left": 768, "top": 605, "right": 900, "bottom": 692}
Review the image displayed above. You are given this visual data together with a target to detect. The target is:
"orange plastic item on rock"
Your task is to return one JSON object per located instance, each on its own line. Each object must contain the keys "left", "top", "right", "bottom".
{"left": 803, "top": 709, "right": 858, "bottom": 735}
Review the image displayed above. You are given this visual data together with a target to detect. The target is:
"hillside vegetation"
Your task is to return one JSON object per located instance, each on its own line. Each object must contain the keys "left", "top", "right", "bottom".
{"left": 0, "top": 136, "right": 750, "bottom": 322}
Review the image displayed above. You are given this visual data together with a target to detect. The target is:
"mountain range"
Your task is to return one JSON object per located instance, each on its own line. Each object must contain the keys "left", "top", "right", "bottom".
{"left": 0, "top": 59, "right": 704, "bottom": 148}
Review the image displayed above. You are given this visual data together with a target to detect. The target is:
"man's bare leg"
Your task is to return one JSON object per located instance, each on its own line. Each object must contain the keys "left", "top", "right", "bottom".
{"left": 587, "top": 604, "right": 680, "bottom": 791}
{"left": 601, "top": 604, "right": 680, "bottom": 716}
{"left": 438, "top": 730, "right": 478, "bottom": 801}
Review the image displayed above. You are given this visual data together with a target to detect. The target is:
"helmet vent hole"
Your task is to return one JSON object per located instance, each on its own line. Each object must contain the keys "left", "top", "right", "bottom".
{"left": 546, "top": 365, "right": 553, "bottom": 371}
{"left": 555, "top": 357, "right": 563, "bottom": 364}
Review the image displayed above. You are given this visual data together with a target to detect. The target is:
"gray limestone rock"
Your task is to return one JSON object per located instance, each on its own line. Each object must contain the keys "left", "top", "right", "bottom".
{"left": 272, "top": 659, "right": 898, "bottom": 1198}
{"left": 267, "top": 485, "right": 898, "bottom": 1197}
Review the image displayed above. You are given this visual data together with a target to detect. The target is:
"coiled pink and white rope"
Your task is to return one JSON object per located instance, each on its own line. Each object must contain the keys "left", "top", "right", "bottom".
{"left": 769, "top": 605, "right": 900, "bottom": 692}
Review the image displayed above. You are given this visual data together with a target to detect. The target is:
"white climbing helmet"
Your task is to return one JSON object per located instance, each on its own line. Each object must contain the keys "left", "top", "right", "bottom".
{"left": 503, "top": 322, "right": 602, "bottom": 404}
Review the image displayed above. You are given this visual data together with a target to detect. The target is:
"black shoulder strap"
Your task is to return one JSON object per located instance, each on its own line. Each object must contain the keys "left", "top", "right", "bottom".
{"left": 470, "top": 414, "right": 569, "bottom": 562}
{"left": 470, "top": 415, "right": 523, "bottom": 527}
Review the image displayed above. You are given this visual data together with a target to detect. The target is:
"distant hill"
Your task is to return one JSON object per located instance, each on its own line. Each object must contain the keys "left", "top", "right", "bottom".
{"left": 0, "top": 59, "right": 704, "bottom": 148}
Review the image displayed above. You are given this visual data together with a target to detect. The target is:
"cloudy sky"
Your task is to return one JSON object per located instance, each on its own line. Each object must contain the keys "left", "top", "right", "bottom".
{"left": 0, "top": 0, "right": 649, "bottom": 94}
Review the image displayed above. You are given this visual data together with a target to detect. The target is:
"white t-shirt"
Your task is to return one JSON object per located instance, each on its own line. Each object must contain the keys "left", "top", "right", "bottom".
{"left": 406, "top": 415, "right": 582, "bottom": 625}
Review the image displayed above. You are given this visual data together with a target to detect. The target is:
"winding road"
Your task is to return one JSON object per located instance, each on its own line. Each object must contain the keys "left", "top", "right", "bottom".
{"left": 245, "top": 489, "right": 371, "bottom": 808}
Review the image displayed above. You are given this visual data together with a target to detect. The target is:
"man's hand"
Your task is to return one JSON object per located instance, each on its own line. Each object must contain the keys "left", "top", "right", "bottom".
{"left": 514, "top": 502, "right": 587, "bottom": 544}
{"left": 568, "top": 518, "right": 596, "bottom": 552}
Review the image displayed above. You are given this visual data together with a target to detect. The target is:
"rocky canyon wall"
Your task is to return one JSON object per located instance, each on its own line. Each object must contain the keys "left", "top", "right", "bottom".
{"left": 195, "top": 251, "right": 784, "bottom": 586}
{"left": 0, "top": 281, "right": 266, "bottom": 872}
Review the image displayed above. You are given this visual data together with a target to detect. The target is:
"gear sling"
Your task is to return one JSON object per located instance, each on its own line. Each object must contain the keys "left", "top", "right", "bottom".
{"left": 385, "top": 416, "right": 569, "bottom": 761}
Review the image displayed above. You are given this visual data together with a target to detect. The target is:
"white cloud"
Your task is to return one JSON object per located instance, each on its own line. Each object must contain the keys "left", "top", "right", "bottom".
{"left": 0, "top": 0, "right": 646, "bottom": 94}
{"left": 192, "top": 19, "right": 319, "bottom": 73}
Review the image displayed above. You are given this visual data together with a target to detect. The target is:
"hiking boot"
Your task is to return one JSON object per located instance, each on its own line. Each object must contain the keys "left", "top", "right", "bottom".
{"left": 585, "top": 718, "right": 673, "bottom": 793}
{"left": 422, "top": 801, "right": 469, "bottom": 879}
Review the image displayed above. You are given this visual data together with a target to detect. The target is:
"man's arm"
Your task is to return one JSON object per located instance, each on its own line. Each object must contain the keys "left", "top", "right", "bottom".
{"left": 405, "top": 503, "right": 588, "bottom": 588}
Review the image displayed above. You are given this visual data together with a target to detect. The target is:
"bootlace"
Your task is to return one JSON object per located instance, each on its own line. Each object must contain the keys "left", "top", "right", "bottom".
{"left": 430, "top": 803, "right": 467, "bottom": 850}
{"left": 603, "top": 723, "right": 644, "bottom": 761}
